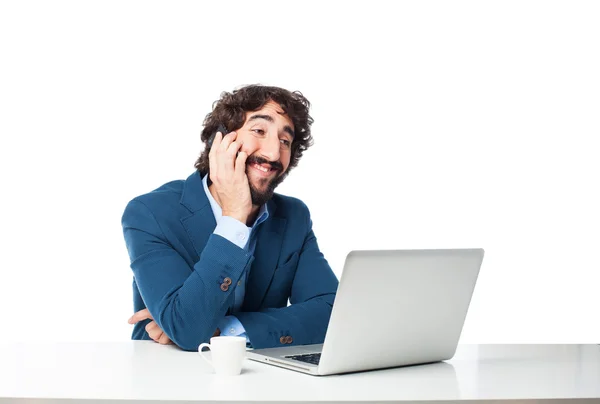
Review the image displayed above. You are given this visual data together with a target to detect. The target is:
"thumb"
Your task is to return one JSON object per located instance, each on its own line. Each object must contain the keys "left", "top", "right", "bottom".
{"left": 128, "top": 308, "right": 153, "bottom": 324}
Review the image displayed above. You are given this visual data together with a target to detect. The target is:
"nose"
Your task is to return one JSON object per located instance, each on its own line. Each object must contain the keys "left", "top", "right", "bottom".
{"left": 259, "top": 130, "right": 281, "bottom": 162}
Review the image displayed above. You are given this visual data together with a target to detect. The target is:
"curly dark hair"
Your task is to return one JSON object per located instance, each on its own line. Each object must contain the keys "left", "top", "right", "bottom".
{"left": 194, "top": 84, "right": 314, "bottom": 176}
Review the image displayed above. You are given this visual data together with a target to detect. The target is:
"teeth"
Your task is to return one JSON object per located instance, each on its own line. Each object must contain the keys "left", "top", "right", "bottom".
{"left": 253, "top": 164, "right": 270, "bottom": 173}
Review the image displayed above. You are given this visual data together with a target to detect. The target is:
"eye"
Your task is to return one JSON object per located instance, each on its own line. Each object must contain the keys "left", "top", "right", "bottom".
{"left": 252, "top": 129, "right": 265, "bottom": 136}
{"left": 280, "top": 139, "right": 291, "bottom": 149}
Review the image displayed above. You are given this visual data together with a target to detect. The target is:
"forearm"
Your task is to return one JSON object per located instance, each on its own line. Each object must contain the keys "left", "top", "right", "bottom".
{"left": 132, "top": 234, "right": 253, "bottom": 351}
{"left": 235, "top": 293, "right": 335, "bottom": 349}
{"left": 233, "top": 213, "right": 339, "bottom": 349}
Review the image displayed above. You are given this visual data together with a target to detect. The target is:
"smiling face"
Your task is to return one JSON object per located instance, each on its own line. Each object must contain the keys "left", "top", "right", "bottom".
{"left": 236, "top": 100, "right": 295, "bottom": 206}
{"left": 194, "top": 85, "right": 315, "bottom": 207}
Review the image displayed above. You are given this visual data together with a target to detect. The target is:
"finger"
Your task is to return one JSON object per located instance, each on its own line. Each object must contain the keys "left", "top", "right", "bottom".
{"left": 145, "top": 322, "right": 162, "bottom": 341}
{"left": 209, "top": 130, "right": 223, "bottom": 153}
{"left": 217, "top": 132, "right": 238, "bottom": 176}
{"left": 225, "top": 140, "right": 244, "bottom": 166}
{"left": 208, "top": 131, "right": 223, "bottom": 162}
{"left": 227, "top": 138, "right": 244, "bottom": 155}
{"left": 150, "top": 331, "right": 163, "bottom": 342}
{"left": 145, "top": 320, "right": 158, "bottom": 334}
{"left": 158, "top": 333, "right": 172, "bottom": 345}
{"left": 208, "top": 131, "right": 223, "bottom": 183}
{"left": 235, "top": 151, "right": 249, "bottom": 177}
{"left": 219, "top": 131, "right": 237, "bottom": 151}
{"left": 128, "top": 308, "right": 153, "bottom": 324}
{"left": 208, "top": 131, "right": 224, "bottom": 163}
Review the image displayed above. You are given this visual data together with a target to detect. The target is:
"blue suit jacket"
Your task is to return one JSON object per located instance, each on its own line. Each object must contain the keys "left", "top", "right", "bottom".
{"left": 121, "top": 171, "right": 339, "bottom": 351}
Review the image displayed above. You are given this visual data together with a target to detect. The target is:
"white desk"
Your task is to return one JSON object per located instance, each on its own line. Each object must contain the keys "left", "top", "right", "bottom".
{"left": 1, "top": 342, "right": 599, "bottom": 403}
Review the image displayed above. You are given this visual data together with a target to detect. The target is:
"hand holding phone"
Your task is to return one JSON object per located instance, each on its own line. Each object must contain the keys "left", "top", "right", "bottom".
{"left": 207, "top": 124, "right": 252, "bottom": 224}
{"left": 207, "top": 124, "right": 228, "bottom": 149}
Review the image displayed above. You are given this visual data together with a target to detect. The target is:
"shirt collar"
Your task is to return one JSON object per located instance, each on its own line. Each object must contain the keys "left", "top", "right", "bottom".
{"left": 202, "top": 174, "right": 269, "bottom": 229}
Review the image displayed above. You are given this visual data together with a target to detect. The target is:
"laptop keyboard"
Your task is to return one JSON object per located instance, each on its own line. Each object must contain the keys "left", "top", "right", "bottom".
{"left": 284, "top": 353, "right": 321, "bottom": 365}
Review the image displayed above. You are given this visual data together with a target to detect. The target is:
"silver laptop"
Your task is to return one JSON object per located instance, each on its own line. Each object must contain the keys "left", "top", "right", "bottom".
{"left": 247, "top": 248, "right": 484, "bottom": 376}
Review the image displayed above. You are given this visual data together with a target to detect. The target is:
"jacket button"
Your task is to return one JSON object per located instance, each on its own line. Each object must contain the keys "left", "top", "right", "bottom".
{"left": 280, "top": 336, "right": 286, "bottom": 344}
{"left": 220, "top": 283, "right": 229, "bottom": 292}
{"left": 285, "top": 336, "right": 293, "bottom": 344}
{"left": 223, "top": 277, "right": 232, "bottom": 286}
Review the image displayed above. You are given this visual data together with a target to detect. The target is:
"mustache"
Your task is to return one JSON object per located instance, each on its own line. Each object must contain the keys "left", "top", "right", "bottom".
{"left": 246, "top": 155, "right": 283, "bottom": 173}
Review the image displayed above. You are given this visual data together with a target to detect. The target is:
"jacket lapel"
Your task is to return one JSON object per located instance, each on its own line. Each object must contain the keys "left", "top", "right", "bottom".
{"left": 242, "top": 199, "right": 286, "bottom": 312}
{"left": 179, "top": 172, "right": 215, "bottom": 259}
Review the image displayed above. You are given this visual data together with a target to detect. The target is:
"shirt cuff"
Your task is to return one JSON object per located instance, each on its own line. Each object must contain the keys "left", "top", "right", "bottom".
{"left": 214, "top": 216, "right": 250, "bottom": 249}
{"left": 218, "top": 316, "right": 251, "bottom": 344}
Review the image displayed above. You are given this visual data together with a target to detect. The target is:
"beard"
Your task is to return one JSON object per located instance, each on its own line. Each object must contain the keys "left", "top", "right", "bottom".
{"left": 246, "top": 155, "right": 287, "bottom": 206}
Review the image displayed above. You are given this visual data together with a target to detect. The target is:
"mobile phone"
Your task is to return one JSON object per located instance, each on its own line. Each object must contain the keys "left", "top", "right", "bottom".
{"left": 207, "top": 123, "right": 228, "bottom": 148}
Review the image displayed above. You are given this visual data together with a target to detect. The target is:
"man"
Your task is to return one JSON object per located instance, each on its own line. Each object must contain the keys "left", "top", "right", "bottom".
{"left": 121, "top": 84, "right": 339, "bottom": 351}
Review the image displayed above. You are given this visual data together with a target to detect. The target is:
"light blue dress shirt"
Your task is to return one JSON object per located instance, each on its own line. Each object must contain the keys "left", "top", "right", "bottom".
{"left": 202, "top": 174, "right": 269, "bottom": 346}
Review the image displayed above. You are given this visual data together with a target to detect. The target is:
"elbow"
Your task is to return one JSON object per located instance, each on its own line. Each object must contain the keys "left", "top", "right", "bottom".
{"left": 158, "top": 317, "right": 217, "bottom": 351}
{"left": 156, "top": 304, "right": 218, "bottom": 352}
{"left": 322, "top": 292, "right": 336, "bottom": 308}
{"left": 310, "top": 292, "right": 336, "bottom": 308}
{"left": 172, "top": 336, "right": 202, "bottom": 352}
{"left": 166, "top": 327, "right": 215, "bottom": 352}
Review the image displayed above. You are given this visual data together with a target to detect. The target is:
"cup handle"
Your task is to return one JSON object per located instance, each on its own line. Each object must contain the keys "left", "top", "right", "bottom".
{"left": 198, "top": 343, "right": 214, "bottom": 368}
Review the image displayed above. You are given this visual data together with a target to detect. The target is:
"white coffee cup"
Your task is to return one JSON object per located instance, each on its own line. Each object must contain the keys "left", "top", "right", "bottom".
{"left": 198, "top": 336, "right": 247, "bottom": 376}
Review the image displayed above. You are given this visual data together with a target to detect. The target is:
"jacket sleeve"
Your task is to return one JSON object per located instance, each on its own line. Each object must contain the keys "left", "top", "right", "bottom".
{"left": 122, "top": 199, "right": 254, "bottom": 351}
{"left": 235, "top": 215, "right": 339, "bottom": 349}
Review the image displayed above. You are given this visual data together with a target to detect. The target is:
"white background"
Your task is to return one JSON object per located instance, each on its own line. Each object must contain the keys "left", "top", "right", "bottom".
{"left": 0, "top": 1, "right": 598, "bottom": 344}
